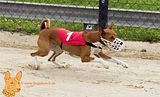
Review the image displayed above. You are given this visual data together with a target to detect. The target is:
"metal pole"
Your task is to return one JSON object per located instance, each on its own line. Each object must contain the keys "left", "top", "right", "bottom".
{"left": 99, "top": 0, "right": 109, "bottom": 29}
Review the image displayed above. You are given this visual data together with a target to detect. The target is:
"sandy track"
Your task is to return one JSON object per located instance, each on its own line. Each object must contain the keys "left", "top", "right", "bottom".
{"left": 0, "top": 31, "right": 160, "bottom": 97}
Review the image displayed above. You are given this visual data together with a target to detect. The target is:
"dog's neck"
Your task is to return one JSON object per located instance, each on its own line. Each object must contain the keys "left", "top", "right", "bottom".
{"left": 82, "top": 30, "right": 109, "bottom": 49}
{"left": 82, "top": 31, "right": 101, "bottom": 43}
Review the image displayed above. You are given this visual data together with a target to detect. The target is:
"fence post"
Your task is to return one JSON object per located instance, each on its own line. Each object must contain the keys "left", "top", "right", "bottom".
{"left": 99, "top": 0, "right": 109, "bottom": 29}
{"left": 84, "top": 0, "right": 108, "bottom": 31}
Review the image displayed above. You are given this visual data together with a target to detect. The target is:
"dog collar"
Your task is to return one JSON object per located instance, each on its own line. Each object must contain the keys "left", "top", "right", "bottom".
{"left": 86, "top": 42, "right": 102, "bottom": 49}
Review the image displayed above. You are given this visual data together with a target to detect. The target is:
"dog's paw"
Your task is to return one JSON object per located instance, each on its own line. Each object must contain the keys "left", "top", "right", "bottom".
{"left": 123, "top": 63, "right": 128, "bottom": 68}
{"left": 117, "top": 61, "right": 128, "bottom": 68}
{"left": 52, "top": 61, "right": 60, "bottom": 66}
{"left": 28, "top": 64, "right": 40, "bottom": 70}
{"left": 58, "top": 64, "right": 70, "bottom": 69}
{"left": 89, "top": 57, "right": 95, "bottom": 60}
{"left": 112, "top": 57, "right": 128, "bottom": 68}
{"left": 52, "top": 61, "right": 71, "bottom": 69}
{"left": 103, "top": 65, "right": 109, "bottom": 69}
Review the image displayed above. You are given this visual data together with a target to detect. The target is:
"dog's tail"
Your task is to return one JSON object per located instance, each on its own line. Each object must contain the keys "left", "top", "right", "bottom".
{"left": 40, "top": 18, "right": 51, "bottom": 31}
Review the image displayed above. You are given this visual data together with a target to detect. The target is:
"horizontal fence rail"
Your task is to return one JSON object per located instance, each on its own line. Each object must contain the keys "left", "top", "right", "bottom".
{"left": 0, "top": 1, "right": 160, "bottom": 28}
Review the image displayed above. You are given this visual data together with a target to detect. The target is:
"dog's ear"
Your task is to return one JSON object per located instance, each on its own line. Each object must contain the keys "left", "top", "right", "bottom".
{"left": 16, "top": 71, "right": 22, "bottom": 81}
{"left": 4, "top": 71, "right": 11, "bottom": 80}
{"left": 108, "top": 21, "right": 114, "bottom": 29}
{"left": 99, "top": 28, "right": 105, "bottom": 35}
{"left": 99, "top": 28, "right": 104, "bottom": 33}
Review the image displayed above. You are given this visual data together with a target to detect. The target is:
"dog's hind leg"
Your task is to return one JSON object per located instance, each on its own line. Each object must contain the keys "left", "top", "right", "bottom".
{"left": 48, "top": 45, "right": 64, "bottom": 68}
{"left": 28, "top": 56, "right": 41, "bottom": 70}
{"left": 51, "top": 51, "right": 65, "bottom": 68}
{"left": 30, "top": 39, "right": 50, "bottom": 70}
{"left": 30, "top": 56, "right": 40, "bottom": 70}
{"left": 48, "top": 51, "right": 55, "bottom": 61}
{"left": 51, "top": 51, "right": 63, "bottom": 62}
{"left": 31, "top": 48, "right": 50, "bottom": 57}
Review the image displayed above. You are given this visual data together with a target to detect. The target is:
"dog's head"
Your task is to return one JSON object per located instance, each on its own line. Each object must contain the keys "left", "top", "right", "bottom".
{"left": 100, "top": 22, "right": 124, "bottom": 51}
{"left": 3, "top": 71, "right": 22, "bottom": 93}
{"left": 83, "top": 22, "right": 117, "bottom": 43}
{"left": 100, "top": 22, "right": 117, "bottom": 42}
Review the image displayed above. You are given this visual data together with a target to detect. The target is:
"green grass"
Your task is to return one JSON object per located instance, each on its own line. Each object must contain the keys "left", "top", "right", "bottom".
{"left": 110, "top": 0, "right": 160, "bottom": 11}
{"left": 0, "top": 17, "right": 83, "bottom": 34}
{"left": 16, "top": 0, "right": 99, "bottom": 7}
{"left": 0, "top": 17, "right": 39, "bottom": 34}
{"left": 0, "top": 17, "right": 160, "bottom": 42}
{"left": 15, "top": 0, "right": 160, "bottom": 11}
{"left": 115, "top": 26, "right": 160, "bottom": 42}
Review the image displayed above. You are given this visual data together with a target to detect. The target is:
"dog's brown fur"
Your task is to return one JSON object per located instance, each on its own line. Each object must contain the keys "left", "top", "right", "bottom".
{"left": 31, "top": 19, "right": 117, "bottom": 63}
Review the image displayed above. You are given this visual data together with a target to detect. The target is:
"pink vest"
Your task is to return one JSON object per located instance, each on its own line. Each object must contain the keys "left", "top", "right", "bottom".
{"left": 57, "top": 28, "right": 86, "bottom": 45}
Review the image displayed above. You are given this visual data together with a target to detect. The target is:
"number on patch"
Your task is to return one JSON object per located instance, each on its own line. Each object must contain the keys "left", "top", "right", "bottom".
{"left": 66, "top": 32, "right": 73, "bottom": 41}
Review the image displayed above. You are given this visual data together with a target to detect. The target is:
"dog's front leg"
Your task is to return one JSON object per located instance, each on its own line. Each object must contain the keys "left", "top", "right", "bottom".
{"left": 50, "top": 51, "right": 68, "bottom": 68}
{"left": 110, "top": 57, "right": 128, "bottom": 68}
{"left": 98, "top": 51, "right": 128, "bottom": 68}
{"left": 81, "top": 56, "right": 91, "bottom": 62}
{"left": 80, "top": 46, "right": 95, "bottom": 62}
{"left": 94, "top": 54, "right": 109, "bottom": 69}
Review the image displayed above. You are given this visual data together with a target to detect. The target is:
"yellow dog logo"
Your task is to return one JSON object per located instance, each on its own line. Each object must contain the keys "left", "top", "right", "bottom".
{"left": 2, "top": 71, "right": 22, "bottom": 97}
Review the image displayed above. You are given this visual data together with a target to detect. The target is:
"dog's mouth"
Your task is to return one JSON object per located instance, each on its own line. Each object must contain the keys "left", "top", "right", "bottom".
{"left": 100, "top": 37, "right": 124, "bottom": 51}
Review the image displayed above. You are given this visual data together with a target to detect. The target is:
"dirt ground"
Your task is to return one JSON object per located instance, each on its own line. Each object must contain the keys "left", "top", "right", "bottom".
{"left": 0, "top": 31, "right": 160, "bottom": 97}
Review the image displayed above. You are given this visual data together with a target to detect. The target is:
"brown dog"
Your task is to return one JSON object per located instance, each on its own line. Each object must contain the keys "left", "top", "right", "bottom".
{"left": 31, "top": 19, "right": 128, "bottom": 69}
